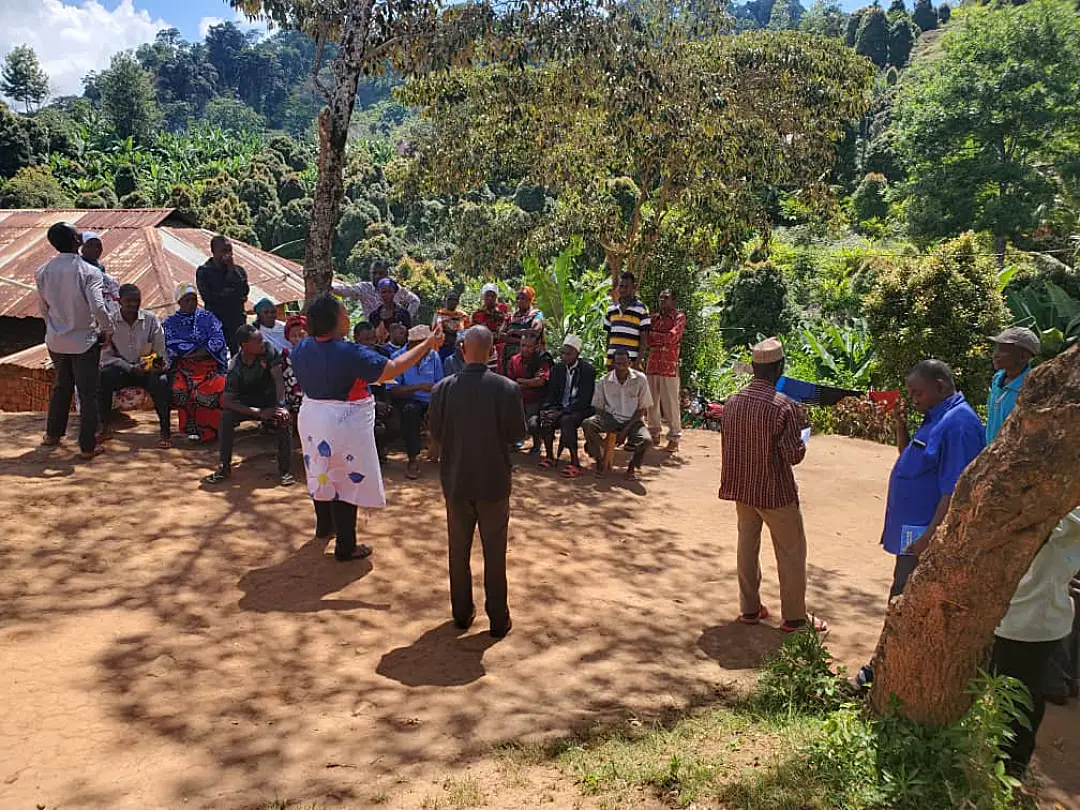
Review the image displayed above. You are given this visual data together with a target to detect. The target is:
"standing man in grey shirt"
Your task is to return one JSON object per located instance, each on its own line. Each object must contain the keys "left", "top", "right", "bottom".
{"left": 35, "top": 222, "right": 113, "bottom": 459}
{"left": 429, "top": 325, "right": 527, "bottom": 638}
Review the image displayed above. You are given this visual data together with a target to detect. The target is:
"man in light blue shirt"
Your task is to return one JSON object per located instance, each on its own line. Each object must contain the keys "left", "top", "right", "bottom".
{"left": 36, "top": 222, "right": 114, "bottom": 459}
{"left": 391, "top": 324, "right": 444, "bottom": 479}
{"left": 986, "top": 326, "right": 1040, "bottom": 443}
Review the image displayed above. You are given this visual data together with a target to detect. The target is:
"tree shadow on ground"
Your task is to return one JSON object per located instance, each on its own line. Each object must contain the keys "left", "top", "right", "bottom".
{"left": 697, "top": 623, "right": 785, "bottom": 670}
{"left": 237, "top": 537, "right": 384, "bottom": 613}
{"left": 376, "top": 621, "right": 502, "bottom": 687}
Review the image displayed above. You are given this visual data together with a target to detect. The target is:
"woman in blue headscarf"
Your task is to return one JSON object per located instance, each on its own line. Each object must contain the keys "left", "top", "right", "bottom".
{"left": 164, "top": 282, "right": 230, "bottom": 442}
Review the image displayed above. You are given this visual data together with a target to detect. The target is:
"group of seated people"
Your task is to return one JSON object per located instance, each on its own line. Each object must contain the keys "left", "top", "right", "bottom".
{"left": 93, "top": 252, "right": 661, "bottom": 484}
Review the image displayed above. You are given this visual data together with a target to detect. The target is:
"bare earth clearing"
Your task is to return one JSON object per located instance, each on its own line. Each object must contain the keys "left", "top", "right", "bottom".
{"left": 0, "top": 414, "right": 1076, "bottom": 810}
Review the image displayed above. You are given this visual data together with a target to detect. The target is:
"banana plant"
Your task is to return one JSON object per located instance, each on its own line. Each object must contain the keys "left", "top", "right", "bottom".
{"left": 801, "top": 318, "right": 877, "bottom": 389}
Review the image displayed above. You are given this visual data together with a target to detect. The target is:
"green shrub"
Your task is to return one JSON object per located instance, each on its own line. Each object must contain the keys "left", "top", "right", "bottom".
{"left": 805, "top": 673, "right": 1028, "bottom": 810}
{"left": 0, "top": 165, "right": 71, "bottom": 208}
{"left": 113, "top": 164, "right": 138, "bottom": 199}
{"left": 717, "top": 261, "right": 793, "bottom": 349}
{"left": 864, "top": 233, "right": 1007, "bottom": 403}
{"left": 851, "top": 173, "right": 889, "bottom": 226}
{"left": 754, "top": 629, "right": 850, "bottom": 717}
{"left": 120, "top": 190, "right": 153, "bottom": 209}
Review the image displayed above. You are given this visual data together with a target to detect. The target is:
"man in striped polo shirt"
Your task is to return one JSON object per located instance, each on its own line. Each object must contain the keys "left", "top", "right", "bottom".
{"left": 604, "top": 271, "right": 651, "bottom": 369}
{"left": 719, "top": 337, "right": 827, "bottom": 634}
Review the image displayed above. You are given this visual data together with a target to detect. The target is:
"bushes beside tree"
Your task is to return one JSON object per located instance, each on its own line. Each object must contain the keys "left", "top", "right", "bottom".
{"left": 864, "top": 233, "right": 1006, "bottom": 402}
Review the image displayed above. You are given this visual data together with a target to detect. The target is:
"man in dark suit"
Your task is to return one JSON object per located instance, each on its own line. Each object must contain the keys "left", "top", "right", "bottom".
{"left": 429, "top": 325, "right": 527, "bottom": 638}
{"left": 536, "top": 334, "right": 596, "bottom": 478}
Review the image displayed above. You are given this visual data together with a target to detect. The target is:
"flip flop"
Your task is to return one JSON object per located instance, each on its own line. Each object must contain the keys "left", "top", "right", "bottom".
{"left": 737, "top": 606, "right": 770, "bottom": 625}
{"left": 781, "top": 613, "right": 829, "bottom": 633}
{"left": 41, "top": 435, "right": 61, "bottom": 447}
{"left": 158, "top": 437, "right": 173, "bottom": 449}
{"left": 561, "top": 464, "right": 583, "bottom": 479}
{"left": 78, "top": 445, "right": 106, "bottom": 461}
{"left": 538, "top": 458, "right": 555, "bottom": 470}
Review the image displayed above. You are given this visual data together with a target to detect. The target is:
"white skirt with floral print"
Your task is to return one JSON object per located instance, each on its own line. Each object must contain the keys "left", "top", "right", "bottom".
{"left": 298, "top": 396, "right": 386, "bottom": 508}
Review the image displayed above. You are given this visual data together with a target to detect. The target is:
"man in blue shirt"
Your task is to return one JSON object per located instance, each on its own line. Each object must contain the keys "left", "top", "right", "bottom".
{"left": 986, "top": 326, "right": 1040, "bottom": 443}
{"left": 391, "top": 324, "right": 444, "bottom": 479}
{"left": 857, "top": 359, "right": 985, "bottom": 689}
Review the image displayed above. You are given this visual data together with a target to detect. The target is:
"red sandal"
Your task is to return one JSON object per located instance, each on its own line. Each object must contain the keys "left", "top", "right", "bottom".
{"left": 561, "top": 464, "right": 584, "bottom": 479}
{"left": 737, "top": 606, "right": 770, "bottom": 625}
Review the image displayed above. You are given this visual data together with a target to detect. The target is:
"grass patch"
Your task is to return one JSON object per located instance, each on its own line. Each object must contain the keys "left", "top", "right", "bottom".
{"left": 421, "top": 775, "right": 485, "bottom": 809}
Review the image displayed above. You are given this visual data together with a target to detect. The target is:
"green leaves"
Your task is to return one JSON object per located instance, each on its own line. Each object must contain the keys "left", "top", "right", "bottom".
{"left": 401, "top": 16, "right": 873, "bottom": 281}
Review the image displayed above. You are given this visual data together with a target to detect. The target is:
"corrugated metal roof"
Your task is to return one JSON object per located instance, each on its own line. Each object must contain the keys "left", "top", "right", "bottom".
{"left": 0, "top": 208, "right": 306, "bottom": 319}
{"left": 0, "top": 342, "right": 50, "bottom": 370}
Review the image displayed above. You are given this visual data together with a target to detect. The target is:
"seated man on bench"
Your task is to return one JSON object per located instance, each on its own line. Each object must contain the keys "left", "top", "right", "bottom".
{"left": 98, "top": 283, "right": 172, "bottom": 448}
{"left": 582, "top": 348, "right": 653, "bottom": 480}
{"left": 203, "top": 324, "right": 294, "bottom": 487}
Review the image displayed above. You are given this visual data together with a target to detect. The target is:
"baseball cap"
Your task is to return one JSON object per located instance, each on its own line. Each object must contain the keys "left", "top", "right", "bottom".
{"left": 989, "top": 326, "right": 1040, "bottom": 356}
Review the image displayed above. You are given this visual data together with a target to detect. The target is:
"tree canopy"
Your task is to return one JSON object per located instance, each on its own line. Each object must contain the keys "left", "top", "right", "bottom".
{"left": 1, "top": 45, "right": 50, "bottom": 114}
{"left": 892, "top": 0, "right": 1080, "bottom": 259}
{"left": 399, "top": 23, "right": 874, "bottom": 282}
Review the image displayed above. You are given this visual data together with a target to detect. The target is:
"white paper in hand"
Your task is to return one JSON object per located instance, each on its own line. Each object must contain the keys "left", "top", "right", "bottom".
{"left": 800, "top": 427, "right": 811, "bottom": 445}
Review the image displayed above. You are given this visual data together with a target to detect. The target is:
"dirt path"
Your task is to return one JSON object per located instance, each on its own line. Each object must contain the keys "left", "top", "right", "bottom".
{"left": 0, "top": 414, "right": 1075, "bottom": 810}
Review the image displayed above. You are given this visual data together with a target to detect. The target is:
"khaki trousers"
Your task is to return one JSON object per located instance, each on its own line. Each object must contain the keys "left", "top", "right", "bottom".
{"left": 735, "top": 501, "right": 807, "bottom": 622}
{"left": 647, "top": 375, "right": 681, "bottom": 441}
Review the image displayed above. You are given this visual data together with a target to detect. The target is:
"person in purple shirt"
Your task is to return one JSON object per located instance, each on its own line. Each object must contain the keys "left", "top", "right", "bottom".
{"left": 857, "top": 359, "right": 985, "bottom": 689}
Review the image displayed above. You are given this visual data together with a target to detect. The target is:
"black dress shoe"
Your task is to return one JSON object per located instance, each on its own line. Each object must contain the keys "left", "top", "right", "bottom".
{"left": 490, "top": 618, "right": 512, "bottom": 639}
{"left": 454, "top": 610, "right": 476, "bottom": 631}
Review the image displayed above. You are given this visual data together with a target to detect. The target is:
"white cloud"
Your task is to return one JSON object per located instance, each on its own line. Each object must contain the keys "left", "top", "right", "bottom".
{"left": 0, "top": 0, "right": 169, "bottom": 99}
{"left": 199, "top": 10, "right": 270, "bottom": 40}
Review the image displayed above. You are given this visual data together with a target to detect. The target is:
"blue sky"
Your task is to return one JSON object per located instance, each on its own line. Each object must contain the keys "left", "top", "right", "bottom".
{"left": 2, "top": 0, "right": 864, "bottom": 101}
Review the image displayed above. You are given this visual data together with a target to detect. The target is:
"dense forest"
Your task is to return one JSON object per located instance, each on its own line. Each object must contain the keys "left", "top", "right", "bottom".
{"left": 1, "top": 0, "right": 1079, "bottom": 435}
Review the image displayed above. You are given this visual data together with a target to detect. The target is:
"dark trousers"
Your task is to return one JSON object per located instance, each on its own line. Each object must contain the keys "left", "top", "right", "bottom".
{"left": 540, "top": 408, "right": 588, "bottom": 457}
{"left": 47, "top": 344, "right": 102, "bottom": 453}
{"left": 524, "top": 401, "right": 542, "bottom": 445}
{"left": 582, "top": 411, "right": 651, "bottom": 467}
{"left": 219, "top": 402, "right": 291, "bottom": 474}
{"left": 314, "top": 499, "right": 359, "bottom": 560}
{"left": 220, "top": 315, "right": 244, "bottom": 356}
{"left": 991, "top": 636, "right": 1062, "bottom": 775}
{"left": 98, "top": 365, "right": 171, "bottom": 436}
{"left": 889, "top": 553, "right": 919, "bottom": 598}
{"left": 398, "top": 400, "right": 428, "bottom": 460}
{"left": 447, "top": 497, "right": 510, "bottom": 630}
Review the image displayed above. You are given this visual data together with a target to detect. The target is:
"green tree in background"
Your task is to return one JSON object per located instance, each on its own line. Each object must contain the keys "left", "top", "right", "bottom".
{"left": 204, "top": 97, "right": 267, "bottom": 133}
{"left": 912, "top": 0, "right": 938, "bottom": 32}
{"left": 892, "top": 0, "right": 1080, "bottom": 263}
{"left": 401, "top": 19, "right": 873, "bottom": 284}
{"left": 717, "top": 262, "right": 794, "bottom": 348}
{"left": 887, "top": 15, "right": 917, "bottom": 68}
{"left": 95, "top": 52, "right": 162, "bottom": 141}
{"left": 1, "top": 45, "right": 50, "bottom": 113}
{"left": 799, "top": 0, "right": 846, "bottom": 37}
{"left": 864, "top": 233, "right": 1006, "bottom": 402}
{"left": 0, "top": 165, "right": 71, "bottom": 208}
{"left": 844, "top": 7, "right": 865, "bottom": 46}
{"left": 855, "top": 5, "right": 890, "bottom": 68}
{"left": 768, "top": 0, "right": 806, "bottom": 30}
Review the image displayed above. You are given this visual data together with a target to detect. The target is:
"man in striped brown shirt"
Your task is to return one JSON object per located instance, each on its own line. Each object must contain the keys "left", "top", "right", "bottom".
{"left": 719, "top": 337, "right": 827, "bottom": 633}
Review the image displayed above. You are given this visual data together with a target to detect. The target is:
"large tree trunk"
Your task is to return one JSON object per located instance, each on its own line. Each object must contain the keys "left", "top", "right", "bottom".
{"left": 302, "top": 0, "right": 370, "bottom": 301}
{"left": 870, "top": 346, "right": 1080, "bottom": 724}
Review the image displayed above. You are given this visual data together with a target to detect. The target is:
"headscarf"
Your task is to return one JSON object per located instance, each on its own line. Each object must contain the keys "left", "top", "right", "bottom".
{"left": 285, "top": 314, "right": 307, "bottom": 340}
{"left": 519, "top": 285, "right": 536, "bottom": 305}
{"left": 481, "top": 282, "right": 499, "bottom": 297}
{"left": 174, "top": 282, "right": 197, "bottom": 302}
{"left": 376, "top": 277, "right": 399, "bottom": 294}
{"left": 254, "top": 297, "right": 276, "bottom": 314}
{"left": 163, "top": 307, "right": 229, "bottom": 371}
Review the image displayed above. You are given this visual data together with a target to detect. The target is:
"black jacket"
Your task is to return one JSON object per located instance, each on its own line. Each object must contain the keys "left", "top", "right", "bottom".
{"left": 429, "top": 363, "right": 527, "bottom": 502}
{"left": 544, "top": 359, "right": 596, "bottom": 413}
{"left": 196, "top": 259, "right": 249, "bottom": 329}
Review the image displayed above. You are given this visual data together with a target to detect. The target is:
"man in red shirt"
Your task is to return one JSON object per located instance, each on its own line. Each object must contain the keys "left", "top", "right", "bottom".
{"left": 645, "top": 289, "right": 686, "bottom": 452}
{"left": 506, "top": 332, "right": 552, "bottom": 453}
{"left": 719, "top": 337, "right": 826, "bottom": 634}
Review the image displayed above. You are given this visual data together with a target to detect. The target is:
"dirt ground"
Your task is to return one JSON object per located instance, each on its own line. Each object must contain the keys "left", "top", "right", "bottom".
{"left": 0, "top": 413, "right": 1076, "bottom": 810}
